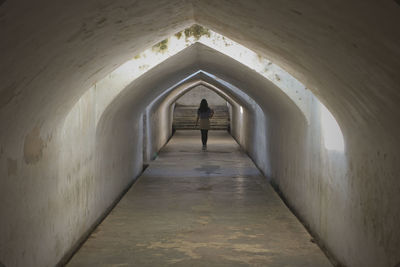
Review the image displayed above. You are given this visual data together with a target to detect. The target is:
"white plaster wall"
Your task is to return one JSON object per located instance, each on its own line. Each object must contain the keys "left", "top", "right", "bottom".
{"left": 144, "top": 77, "right": 243, "bottom": 164}
{"left": 228, "top": 93, "right": 270, "bottom": 178}
{"left": 1, "top": 41, "right": 398, "bottom": 267}
{"left": 225, "top": 75, "right": 352, "bottom": 265}
{"left": 144, "top": 101, "right": 173, "bottom": 162}
{"left": 176, "top": 85, "right": 227, "bottom": 106}
{"left": 0, "top": 1, "right": 400, "bottom": 266}
{"left": 234, "top": 103, "right": 271, "bottom": 178}
{"left": 266, "top": 100, "right": 351, "bottom": 265}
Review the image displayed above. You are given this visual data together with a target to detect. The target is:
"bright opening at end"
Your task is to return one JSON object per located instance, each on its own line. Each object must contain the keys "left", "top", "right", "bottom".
{"left": 320, "top": 103, "right": 344, "bottom": 152}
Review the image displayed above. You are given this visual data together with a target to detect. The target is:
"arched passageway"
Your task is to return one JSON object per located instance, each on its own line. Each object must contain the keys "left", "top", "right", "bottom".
{"left": 172, "top": 86, "right": 230, "bottom": 130}
{"left": 1, "top": 2, "right": 400, "bottom": 267}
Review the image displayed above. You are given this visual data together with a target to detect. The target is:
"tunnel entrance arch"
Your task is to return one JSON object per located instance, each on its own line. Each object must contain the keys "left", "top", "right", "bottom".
{"left": 1, "top": 2, "right": 399, "bottom": 266}
{"left": 172, "top": 85, "right": 230, "bottom": 131}
{"left": 66, "top": 24, "right": 344, "bottom": 157}
{"left": 137, "top": 70, "right": 265, "bottom": 164}
{"left": 27, "top": 23, "right": 349, "bottom": 267}
{"left": 82, "top": 33, "right": 350, "bottom": 266}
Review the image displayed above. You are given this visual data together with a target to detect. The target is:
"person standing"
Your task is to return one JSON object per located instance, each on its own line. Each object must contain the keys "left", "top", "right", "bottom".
{"left": 195, "top": 99, "right": 214, "bottom": 150}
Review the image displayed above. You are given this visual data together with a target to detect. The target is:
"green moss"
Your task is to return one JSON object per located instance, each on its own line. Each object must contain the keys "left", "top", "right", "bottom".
{"left": 175, "top": 32, "right": 182, "bottom": 39}
{"left": 183, "top": 24, "right": 210, "bottom": 40}
{"left": 152, "top": 39, "right": 169, "bottom": 53}
{"left": 152, "top": 25, "right": 210, "bottom": 53}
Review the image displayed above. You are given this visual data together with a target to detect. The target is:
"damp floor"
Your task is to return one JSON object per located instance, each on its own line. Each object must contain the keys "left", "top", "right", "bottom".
{"left": 67, "top": 130, "right": 332, "bottom": 267}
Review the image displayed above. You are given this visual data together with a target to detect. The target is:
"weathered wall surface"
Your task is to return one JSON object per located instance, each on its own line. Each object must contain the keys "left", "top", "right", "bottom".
{"left": 0, "top": 2, "right": 192, "bottom": 266}
{"left": 60, "top": 91, "right": 144, "bottom": 266}
{"left": 144, "top": 100, "right": 174, "bottom": 162}
{"left": 176, "top": 85, "right": 226, "bottom": 106}
{"left": 193, "top": 6, "right": 400, "bottom": 264}
{"left": 144, "top": 77, "right": 242, "bottom": 164}
{"left": 0, "top": 1, "right": 400, "bottom": 267}
{"left": 226, "top": 87, "right": 270, "bottom": 179}
{"left": 193, "top": 45, "right": 399, "bottom": 267}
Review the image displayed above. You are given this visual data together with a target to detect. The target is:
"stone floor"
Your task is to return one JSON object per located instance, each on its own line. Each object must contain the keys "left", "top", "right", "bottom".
{"left": 67, "top": 130, "right": 332, "bottom": 267}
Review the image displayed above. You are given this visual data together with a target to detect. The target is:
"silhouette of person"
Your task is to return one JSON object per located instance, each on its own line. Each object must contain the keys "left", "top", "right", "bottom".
{"left": 195, "top": 99, "right": 214, "bottom": 150}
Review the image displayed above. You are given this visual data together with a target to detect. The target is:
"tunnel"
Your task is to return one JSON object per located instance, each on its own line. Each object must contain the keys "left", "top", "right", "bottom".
{"left": 1, "top": 1, "right": 400, "bottom": 267}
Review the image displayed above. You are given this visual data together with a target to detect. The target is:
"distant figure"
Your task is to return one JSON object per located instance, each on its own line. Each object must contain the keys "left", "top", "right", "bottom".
{"left": 195, "top": 99, "right": 214, "bottom": 150}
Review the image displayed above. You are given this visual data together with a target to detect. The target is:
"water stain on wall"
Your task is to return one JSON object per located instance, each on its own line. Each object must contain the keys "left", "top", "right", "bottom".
{"left": 7, "top": 158, "right": 17, "bottom": 176}
{"left": 23, "top": 126, "right": 44, "bottom": 164}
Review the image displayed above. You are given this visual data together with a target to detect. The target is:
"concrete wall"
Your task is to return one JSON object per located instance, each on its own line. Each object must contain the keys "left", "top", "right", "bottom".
{"left": 176, "top": 85, "right": 227, "bottom": 106}
{"left": 144, "top": 77, "right": 244, "bottom": 164}
{"left": 140, "top": 56, "right": 349, "bottom": 267}
{"left": 1, "top": 1, "right": 400, "bottom": 267}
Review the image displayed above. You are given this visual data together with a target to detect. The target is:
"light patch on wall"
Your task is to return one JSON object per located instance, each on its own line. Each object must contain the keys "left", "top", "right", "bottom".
{"left": 320, "top": 103, "right": 344, "bottom": 152}
{"left": 240, "top": 106, "right": 243, "bottom": 114}
{"left": 23, "top": 125, "right": 45, "bottom": 164}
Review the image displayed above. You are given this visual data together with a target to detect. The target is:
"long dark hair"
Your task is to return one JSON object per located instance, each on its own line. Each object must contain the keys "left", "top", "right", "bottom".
{"left": 198, "top": 99, "right": 209, "bottom": 113}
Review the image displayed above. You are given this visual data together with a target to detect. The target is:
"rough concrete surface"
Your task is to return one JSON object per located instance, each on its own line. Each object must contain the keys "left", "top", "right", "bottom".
{"left": 1, "top": 1, "right": 400, "bottom": 267}
{"left": 176, "top": 85, "right": 226, "bottom": 106}
{"left": 67, "top": 131, "right": 332, "bottom": 267}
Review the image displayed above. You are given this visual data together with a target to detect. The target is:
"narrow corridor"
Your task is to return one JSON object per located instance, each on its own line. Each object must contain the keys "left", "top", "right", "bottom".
{"left": 67, "top": 131, "right": 331, "bottom": 266}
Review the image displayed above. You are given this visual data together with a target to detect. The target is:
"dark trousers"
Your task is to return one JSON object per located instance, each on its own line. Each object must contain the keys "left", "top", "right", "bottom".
{"left": 201, "top": 130, "right": 208, "bottom": 146}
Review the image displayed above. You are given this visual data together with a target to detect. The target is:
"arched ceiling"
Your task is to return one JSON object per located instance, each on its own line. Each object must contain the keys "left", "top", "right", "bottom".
{"left": 1, "top": 3, "right": 399, "bottom": 266}
{"left": 1, "top": 0, "right": 399, "bottom": 141}
{"left": 147, "top": 78, "right": 243, "bottom": 113}
{"left": 163, "top": 79, "right": 244, "bottom": 110}
{"left": 193, "top": 0, "right": 400, "bottom": 128}
{"left": 95, "top": 43, "right": 305, "bottom": 135}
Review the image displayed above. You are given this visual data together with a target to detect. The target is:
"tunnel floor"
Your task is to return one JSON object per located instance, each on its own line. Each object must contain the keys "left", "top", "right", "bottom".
{"left": 67, "top": 130, "right": 332, "bottom": 266}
